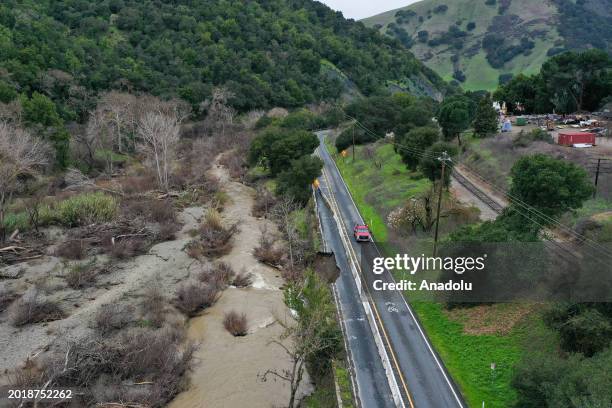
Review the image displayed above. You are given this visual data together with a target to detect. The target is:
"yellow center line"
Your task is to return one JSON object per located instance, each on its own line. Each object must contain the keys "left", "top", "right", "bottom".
{"left": 320, "top": 165, "right": 416, "bottom": 408}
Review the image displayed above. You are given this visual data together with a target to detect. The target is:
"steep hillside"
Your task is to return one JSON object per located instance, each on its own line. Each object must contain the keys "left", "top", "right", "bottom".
{"left": 363, "top": 0, "right": 612, "bottom": 91}
{"left": 0, "top": 0, "right": 447, "bottom": 121}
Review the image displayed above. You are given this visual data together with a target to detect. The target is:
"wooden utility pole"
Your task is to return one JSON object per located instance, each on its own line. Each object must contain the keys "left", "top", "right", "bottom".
{"left": 352, "top": 124, "right": 356, "bottom": 163}
{"left": 594, "top": 158, "right": 601, "bottom": 197}
{"left": 433, "top": 151, "right": 451, "bottom": 257}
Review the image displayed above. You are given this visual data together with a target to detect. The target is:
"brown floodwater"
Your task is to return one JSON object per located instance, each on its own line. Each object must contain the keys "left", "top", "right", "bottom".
{"left": 167, "top": 159, "right": 313, "bottom": 408}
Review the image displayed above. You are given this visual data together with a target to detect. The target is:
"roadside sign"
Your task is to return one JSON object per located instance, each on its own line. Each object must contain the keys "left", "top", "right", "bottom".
{"left": 313, "top": 179, "right": 320, "bottom": 189}
{"left": 341, "top": 149, "right": 348, "bottom": 158}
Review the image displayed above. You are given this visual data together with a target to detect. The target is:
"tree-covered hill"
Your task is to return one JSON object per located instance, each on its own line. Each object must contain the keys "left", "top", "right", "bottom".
{"left": 363, "top": 0, "right": 612, "bottom": 91}
{"left": 0, "top": 0, "right": 448, "bottom": 121}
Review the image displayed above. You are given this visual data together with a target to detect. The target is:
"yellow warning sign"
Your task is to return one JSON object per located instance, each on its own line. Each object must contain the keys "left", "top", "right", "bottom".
{"left": 313, "top": 179, "right": 320, "bottom": 189}
{"left": 341, "top": 150, "right": 348, "bottom": 158}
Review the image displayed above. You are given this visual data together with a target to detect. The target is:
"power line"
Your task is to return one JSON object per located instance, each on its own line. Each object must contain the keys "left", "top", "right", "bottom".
{"left": 460, "top": 163, "right": 612, "bottom": 261}
{"left": 345, "top": 113, "right": 441, "bottom": 159}
{"left": 337, "top": 108, "right": 612, "bottom": 262}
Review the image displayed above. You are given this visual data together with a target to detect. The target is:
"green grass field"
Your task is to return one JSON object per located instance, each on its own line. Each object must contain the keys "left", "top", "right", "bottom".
{"left": 325, "top": 140, "right": 542, "bottom": 408}
{"left": 329, "top": 141, "right": 430, "bottom": 241}
{"left": 411, "top": 302, "right": 525, "bottom": 407}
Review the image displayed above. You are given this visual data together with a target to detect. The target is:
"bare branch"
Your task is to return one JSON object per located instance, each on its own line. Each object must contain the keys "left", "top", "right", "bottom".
{"left": 137, "top": 111, "right": 180, "bottom": 191}
{"left": 0, "top": 122, "right": 51, "bottom": 241}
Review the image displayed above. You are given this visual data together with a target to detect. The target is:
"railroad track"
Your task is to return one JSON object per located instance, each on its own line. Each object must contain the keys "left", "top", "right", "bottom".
{"left": 453, "top": 167, "right": 582, "bottom": 266}
{"left": 452, "top": 170, "right": 505, "bottom": 214}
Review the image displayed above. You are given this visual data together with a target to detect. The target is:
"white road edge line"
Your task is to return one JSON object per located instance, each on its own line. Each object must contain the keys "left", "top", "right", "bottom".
{"left": 317, "top": 182, "right": 363, "bottom": 408}
{"left": 331, "top": 283, "right": 362, "bottom": 408}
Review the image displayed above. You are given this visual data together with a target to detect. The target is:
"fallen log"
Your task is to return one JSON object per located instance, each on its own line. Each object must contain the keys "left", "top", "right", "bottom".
{"left": 258, "top": 260, "right": 284, "bottom": 270}
{"left": 111, "top": 233, "right": 150, "bottom": 245}
{"left": 0, "top": 246, "right": 27, "bottom": 253}
{"left": 156, "top": 191, "right": 180, "bottom": 199}
{"left": 0, "top": 244, "right": 45, "bottom": 265}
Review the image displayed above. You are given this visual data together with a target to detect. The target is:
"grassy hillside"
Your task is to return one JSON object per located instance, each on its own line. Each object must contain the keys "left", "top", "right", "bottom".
{"left": 363, "top": 0, "right": 611, "bottom": 91}
{"left": 0, "top": 0, "right": 447, "bottom": 121}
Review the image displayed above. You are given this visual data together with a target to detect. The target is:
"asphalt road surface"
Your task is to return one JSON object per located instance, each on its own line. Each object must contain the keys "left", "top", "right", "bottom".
{"left": 315, "top": 131, "right": 466, "bottom": 408}
{"left": 315, "top": 186, "right": 396, "bottom": 408}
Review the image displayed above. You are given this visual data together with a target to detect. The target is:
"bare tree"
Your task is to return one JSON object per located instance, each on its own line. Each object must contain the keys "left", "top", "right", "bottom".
{"left": 0, "top": 100, "right": 23, "bottom": 124}
{"left": 41, "top": 69, "right": 75, "bottom": 98}
{"left": 202, "top": 87, "right": 236, "bottom": 137}
{"left": 64, "top": 167, "right": 122, "bottom": 196}
{"left": 243, "top": 110, "right": 265, "bottom": 130}
{"left": 82, "top": 94, "right": 191, "bottom": 173}
{"left": 272, "top": 197, "right": 302, "bottom": 268}
{"left": 25, "top": 190, "right": 47, "bottom": 233}
{"left": 387, "top": 188, "right": 441, "bottom": 234}
{"left": 163, "top": 97, "right": 192, "bottom": 124}
{"left": 81, "top": 107, "right": 115, "bottom": 174}
{"left": 137, "top": 111, "right": 181, "bottom": 191}
{"left": 98, "top": 91, "right": 137, "bottom": 153}
{"left": 0, "top": 122, "right": 51, "bottom": 241}
{"left": 259, "top": 307, "right": 335, "bottom": 408}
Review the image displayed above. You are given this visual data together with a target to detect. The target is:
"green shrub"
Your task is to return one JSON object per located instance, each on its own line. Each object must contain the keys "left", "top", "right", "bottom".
{"left": 335, "top": 125, "right": 378, "bottom": 152}
{"left": 254, "top": 115, "right": 277, "bottom": 129}
{"left": 531, "top": 128, "right": 552, "bottom": 142}
{"left": 2, "top": 205, "right": 55, "bottom": 232}
{"left": 513, "top": 129, "right": 552, "bottom": 147}
{"left": 277, "top": 156, "right": 323, "bottom": 205}
{"left": 2, "top": 212, "right": 30, "bottom": 232}
{"left": 280, "top": 109, "right": 326, "bottom": 131}
{"left": 54, "top": 192, "right": 118, "bottom": 227}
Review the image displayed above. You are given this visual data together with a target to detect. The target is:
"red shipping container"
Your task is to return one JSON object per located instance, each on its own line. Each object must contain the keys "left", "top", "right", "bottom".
{"left": 557, "top": 132, "right": 596, "bottom": 146}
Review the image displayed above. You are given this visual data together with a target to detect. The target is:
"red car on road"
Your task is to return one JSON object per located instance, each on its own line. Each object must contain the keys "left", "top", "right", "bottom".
{"left": 353, "top": 224, "right": 371, "bottom": 242}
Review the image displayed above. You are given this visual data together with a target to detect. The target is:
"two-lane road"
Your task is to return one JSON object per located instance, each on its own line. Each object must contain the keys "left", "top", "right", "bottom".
{"left": 316, "top": 131, "right": 466, "bottom": 408}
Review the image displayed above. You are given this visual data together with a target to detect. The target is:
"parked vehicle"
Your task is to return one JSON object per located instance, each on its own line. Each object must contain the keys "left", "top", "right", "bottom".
{"left": 353, "top": 224, "right": 371, "bottom": 242}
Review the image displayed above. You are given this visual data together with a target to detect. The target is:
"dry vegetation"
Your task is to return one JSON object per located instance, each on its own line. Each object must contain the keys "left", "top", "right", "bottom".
{"left": 446, "top": 303, "right": 538, "bottom": 336}
{"left": 186, "top": 209, "right": 239, "bottom": 259}
{"left": 175, "top": 282, "right": 220, "bottom": 317}
{"left": 142, "top": 281, "right": 167, "bottom": 328}
{"left": 0, "top": 121, "right": 51, "bottom": 243}
{"left": 64, "top": 260, "right": 98, "bottom": 289}
{"left": 93, "top": 303, "right": 134, "bottom": 335}
{"left": 252, "top": 186, "right": 277, "bottom": 218}
{"left": 251, "top": 197, "right": 313, "bottom": 283}
{"left": 218, "top": 149, "right": 249, "bottom": 181}
{"left": 253, "top": 234, "right": 285, "bottom": 268}
{"left": 198, "top": 262, "right": 236, "bottom": 289}
{"left": 223, "top": 310, "right": 248, "bottom": 337}
{"left": 106, "top": 238, "right": 146, "bottom": 260}
{"left": 232, "top": 270, "right": 254, "bottom": 288}
{"left": 8, "top": 289, "right": 65, "bottom": 327}
{"left": 0, "top": 286, "right": 18, "bottom": 312}
{"left": 10, "top": 324, "right": 194, "bottom": 407}
{"left": 55, "top": 239, "right": 87, "bottom": 260}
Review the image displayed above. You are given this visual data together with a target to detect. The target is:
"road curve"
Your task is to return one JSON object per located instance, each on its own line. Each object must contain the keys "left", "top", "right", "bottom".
{"left": 316, "top": 131, "right": 466, "bottom": 408}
